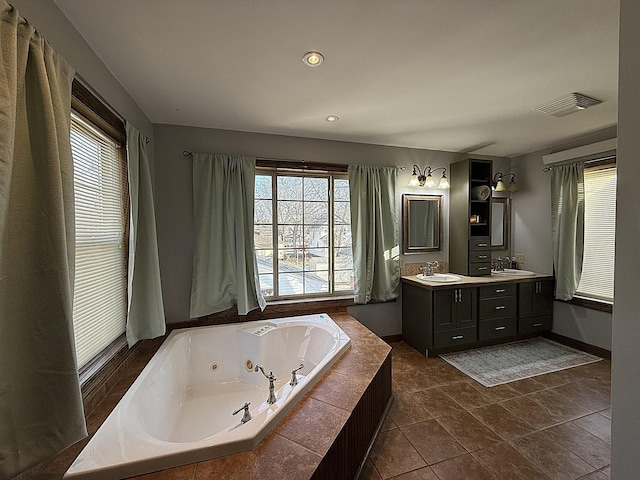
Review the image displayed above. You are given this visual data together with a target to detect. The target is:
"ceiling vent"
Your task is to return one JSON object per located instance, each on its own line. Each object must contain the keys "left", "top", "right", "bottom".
{"left": 534, "top": 93, "right": 602, "bottom": 117}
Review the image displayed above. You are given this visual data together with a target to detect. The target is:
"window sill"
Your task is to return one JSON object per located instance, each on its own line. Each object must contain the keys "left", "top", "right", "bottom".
{"left": 558, "top": 296, "right": 613, "bottom": 314}
{"left": 78, "top": 334, "right": 135, "bottom": 414}
{"left": 266, "top": 295, "right": 355, "bottom": 306}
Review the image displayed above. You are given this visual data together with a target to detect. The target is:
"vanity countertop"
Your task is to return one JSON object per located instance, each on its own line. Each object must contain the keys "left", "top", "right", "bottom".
{"left": 401, "top": 271, "right": 554, "bottom": 289}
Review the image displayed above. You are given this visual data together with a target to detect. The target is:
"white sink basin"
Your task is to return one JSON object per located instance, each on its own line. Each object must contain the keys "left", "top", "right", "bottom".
{"left": 492, "top": 268, "right": 536, "bottom": 276}
{"left": 416, "top": 273, "right": 462, "bottom": 283}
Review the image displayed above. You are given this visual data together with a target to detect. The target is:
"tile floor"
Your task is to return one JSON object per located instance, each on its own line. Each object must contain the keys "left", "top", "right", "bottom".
{"left": 362, "top": 341, "right": 611, "bottom": 480}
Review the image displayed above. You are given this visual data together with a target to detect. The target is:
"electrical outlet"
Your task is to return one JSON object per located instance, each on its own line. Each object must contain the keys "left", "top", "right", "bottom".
{"left": 513, "top": 254, "right": 525, "bottom": 264}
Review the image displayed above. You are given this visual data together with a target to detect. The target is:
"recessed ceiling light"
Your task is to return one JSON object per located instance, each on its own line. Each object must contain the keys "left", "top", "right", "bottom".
{"left": 303, "top": 51, "right": 324, "bottom": 67}
{"left": 326, "top": 115, "right": 340, "bottom": 122}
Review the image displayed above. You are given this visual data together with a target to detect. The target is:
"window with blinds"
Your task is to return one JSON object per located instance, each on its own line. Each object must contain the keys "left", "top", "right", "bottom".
{"left": 575, "top": 164, "right": 616, "bottom": 303}
{"left": 71, "top": 113, "right": 128, "bottom": 368}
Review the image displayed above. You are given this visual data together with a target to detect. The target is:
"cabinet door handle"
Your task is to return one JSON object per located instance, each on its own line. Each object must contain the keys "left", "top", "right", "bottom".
{"left": 477, "top": 266, "right": 488, "bottom": 271}
{"left": 495, "top": 305, "right": 506, "bottom": 310}
{"left": 495, "top": 326, "right": 506, "bottom": 331}
{"left": 533, "top": 323, "right": 543, "bottom": 327}
{"left": 496, "top": 289, "right": 506, "bottom": 293}
{"left": 452, "top": 335, "right": 464, "bottom": 340}
{"left": 478, "top": 243, "right": 487, "bottom": 247}
{"left": 478, "top": 255, "right": 488, "bottom": 259}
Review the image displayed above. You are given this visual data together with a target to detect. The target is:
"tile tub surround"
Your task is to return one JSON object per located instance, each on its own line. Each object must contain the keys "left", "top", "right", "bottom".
{"left": 16, "top": 312, "right": 391, "bottom": 480}
{"left": 363, "top": 341, "right": 612, "bottom": 480}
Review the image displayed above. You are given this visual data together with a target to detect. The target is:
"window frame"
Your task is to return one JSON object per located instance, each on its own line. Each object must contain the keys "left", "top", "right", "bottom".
{"left": 567, "top": 156, "right": 616, "bottom": 313}
{"left": 254, "top": 161, "right": 353, "bottom": 301}
{"left": 71, "top": 79, "right": 131, "bottom": 389}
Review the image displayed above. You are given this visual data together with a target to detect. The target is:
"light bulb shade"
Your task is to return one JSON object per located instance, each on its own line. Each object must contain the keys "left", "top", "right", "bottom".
{"left": 408, "top": 174, "right": 419, "bottom": 187}
{"left": 508, "top": 179, "right": 518, "bottom": 192}
{"left": 438, "top": 174, "right": 450, "bottom": 189}
{"left": 424, "top": 174, "right": 436, "bottom": 188}
{"left": 494, "top": 180, "right": 506, "bottom": 192}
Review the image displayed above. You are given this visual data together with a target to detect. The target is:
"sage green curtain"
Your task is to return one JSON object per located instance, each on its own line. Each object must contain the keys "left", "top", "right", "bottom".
{"left": 189, "top": 153, "right": 266, "bottom": 317}
{"left": 348, "top": 165, "right": 399, "bottom": 303}
{"left": 125, "top": 123, "right": 166, "bottom": 346}
{"left": 551, "top": 162, "right": 585, "bottom": 300}
{"left": 0, "top": 3, "right": 87, "bottom": 477}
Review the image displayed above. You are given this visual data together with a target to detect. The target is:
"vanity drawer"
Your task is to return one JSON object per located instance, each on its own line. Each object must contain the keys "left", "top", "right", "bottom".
{"left": 434, "top": 327, "right": 477, "bottom": 348}
{"left": 479, "top": 296, "right": 517, "bottom": 319}
{"left": 479, "top": 284, "right": 517, "bottom": 298}
{"left": 518, "top": 315, "right": 552, "bottom": 334}
{"left": 469, "top": 251, "right": 491, "bottom": 263}
{"left": 468, "top": 263, "right": 491, "bottom": 276}
{"left": 469, "top": 237, "right": 490, "bottom": 251}
{"left": 479, "top": 317, "right": 517, "bottom": 341}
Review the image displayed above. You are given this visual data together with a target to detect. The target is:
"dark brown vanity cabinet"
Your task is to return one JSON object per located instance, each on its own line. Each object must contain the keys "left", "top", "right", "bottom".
{"left": 401, "top": 282, "right": 478, "bottom": 354}
{"left": 433, "top": 287, "right": 478, "bottom": 348}
{"left": 402, "top": 276, "right": 554, "bottom": 356}
{"left": 518, "top": 279, "right": 554, "bottom": 334}
{"left": 449, "top": 158, "right": 493, "bottom": 276}
{"left": 478, "top": 284, "right": 517, "bottom": 341}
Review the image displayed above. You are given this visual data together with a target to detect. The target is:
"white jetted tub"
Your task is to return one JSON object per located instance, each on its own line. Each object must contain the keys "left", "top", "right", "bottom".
{"left": 64, "top": 313, "right": 351, "bottom": 479}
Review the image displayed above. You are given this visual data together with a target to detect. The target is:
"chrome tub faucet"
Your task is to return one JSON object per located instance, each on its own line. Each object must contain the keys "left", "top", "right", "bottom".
{"left": 255, "top": 364, "right": 277, "bottom": 404}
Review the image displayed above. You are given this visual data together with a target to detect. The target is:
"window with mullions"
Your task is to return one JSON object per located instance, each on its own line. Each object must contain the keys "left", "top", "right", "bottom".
{"left": 254, "top": 171, "right": 353, "bottom": 298}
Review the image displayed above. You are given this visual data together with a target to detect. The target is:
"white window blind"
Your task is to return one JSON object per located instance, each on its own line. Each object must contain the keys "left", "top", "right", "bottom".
{"left": 576, "top": 165, "right": 616, "bottom": 302}
{"left": 71, "top": 113, "right": 128, "bottom": 368}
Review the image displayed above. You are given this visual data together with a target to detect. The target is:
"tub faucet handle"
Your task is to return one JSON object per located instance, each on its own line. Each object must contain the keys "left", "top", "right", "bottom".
{"left": 290, "top": 363, "right": 304, "bottom": 387}
{"left": 232, "top": 402, "right": 252, "bottom": 424}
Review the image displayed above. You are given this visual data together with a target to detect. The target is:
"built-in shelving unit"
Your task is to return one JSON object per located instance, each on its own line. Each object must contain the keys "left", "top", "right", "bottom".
{"left": 449, "top": 158, "right": 493, "bottom": 276}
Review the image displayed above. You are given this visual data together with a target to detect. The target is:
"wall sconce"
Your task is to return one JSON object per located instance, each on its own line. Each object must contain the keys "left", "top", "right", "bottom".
{"left": 408, "top": 165, "right": 450, "bottom": 189}
{"left": 492, "top": 172, "right": 517, "bottom": 192}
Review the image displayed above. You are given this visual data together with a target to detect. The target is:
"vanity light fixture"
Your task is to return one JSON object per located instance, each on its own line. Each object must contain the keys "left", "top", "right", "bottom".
{"left": 493, "top": 172, "right": 517, "bottom": 192}
{"left": 302, "top": 51, "right": 324, "bottom": 67}
{"left": 408, "top": 165, "right": 450, "bottom": 189}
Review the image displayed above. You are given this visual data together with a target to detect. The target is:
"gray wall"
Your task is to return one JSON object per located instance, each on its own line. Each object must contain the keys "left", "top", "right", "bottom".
{"left": 153, "top": 123, "right": 504, "bottom": 335}
{"left": 611, "top": 0, "right": 640, "bottom": 476}
{"left": 510, "top": 126, "right": 617, "bottom": 352}
{"left": 10, "top": 0, "right": 153, "bottom": 149}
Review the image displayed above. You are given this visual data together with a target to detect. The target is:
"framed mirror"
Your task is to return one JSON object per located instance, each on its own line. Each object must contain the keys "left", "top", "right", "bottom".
{"left": 402, "top": 194, "right": 442, "bottom": 254}
{"left": 491, "top": 197, "right": 510, "bottom": 250}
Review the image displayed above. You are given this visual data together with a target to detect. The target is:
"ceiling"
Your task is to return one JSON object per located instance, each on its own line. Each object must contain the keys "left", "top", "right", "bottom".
{"left": 53, "top": 0, "right": 619, "bottom": 158}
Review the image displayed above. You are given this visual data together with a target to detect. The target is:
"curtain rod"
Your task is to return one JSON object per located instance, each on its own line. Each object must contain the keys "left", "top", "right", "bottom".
{"left": 181, "top": 151, "right": 406, "bottom": 171}
{"left": 183, "top": 151, "right": 310, "bottom": 162}
{"left": 182, "top": 151, "right": 334, "bottom": 164}
{"left": 542, "top": 154, "right": 616, "bottom": 172}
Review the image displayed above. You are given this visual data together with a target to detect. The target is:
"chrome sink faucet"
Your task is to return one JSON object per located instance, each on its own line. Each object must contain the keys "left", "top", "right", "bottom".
{"left": 420, "top": 261, "right": 439, "bottom": 276}
{"left": 255, "top": 364, "right": 277, "bottom": 404}
{"left": 493, "top": 257, "right": 511, "bottom": 272}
